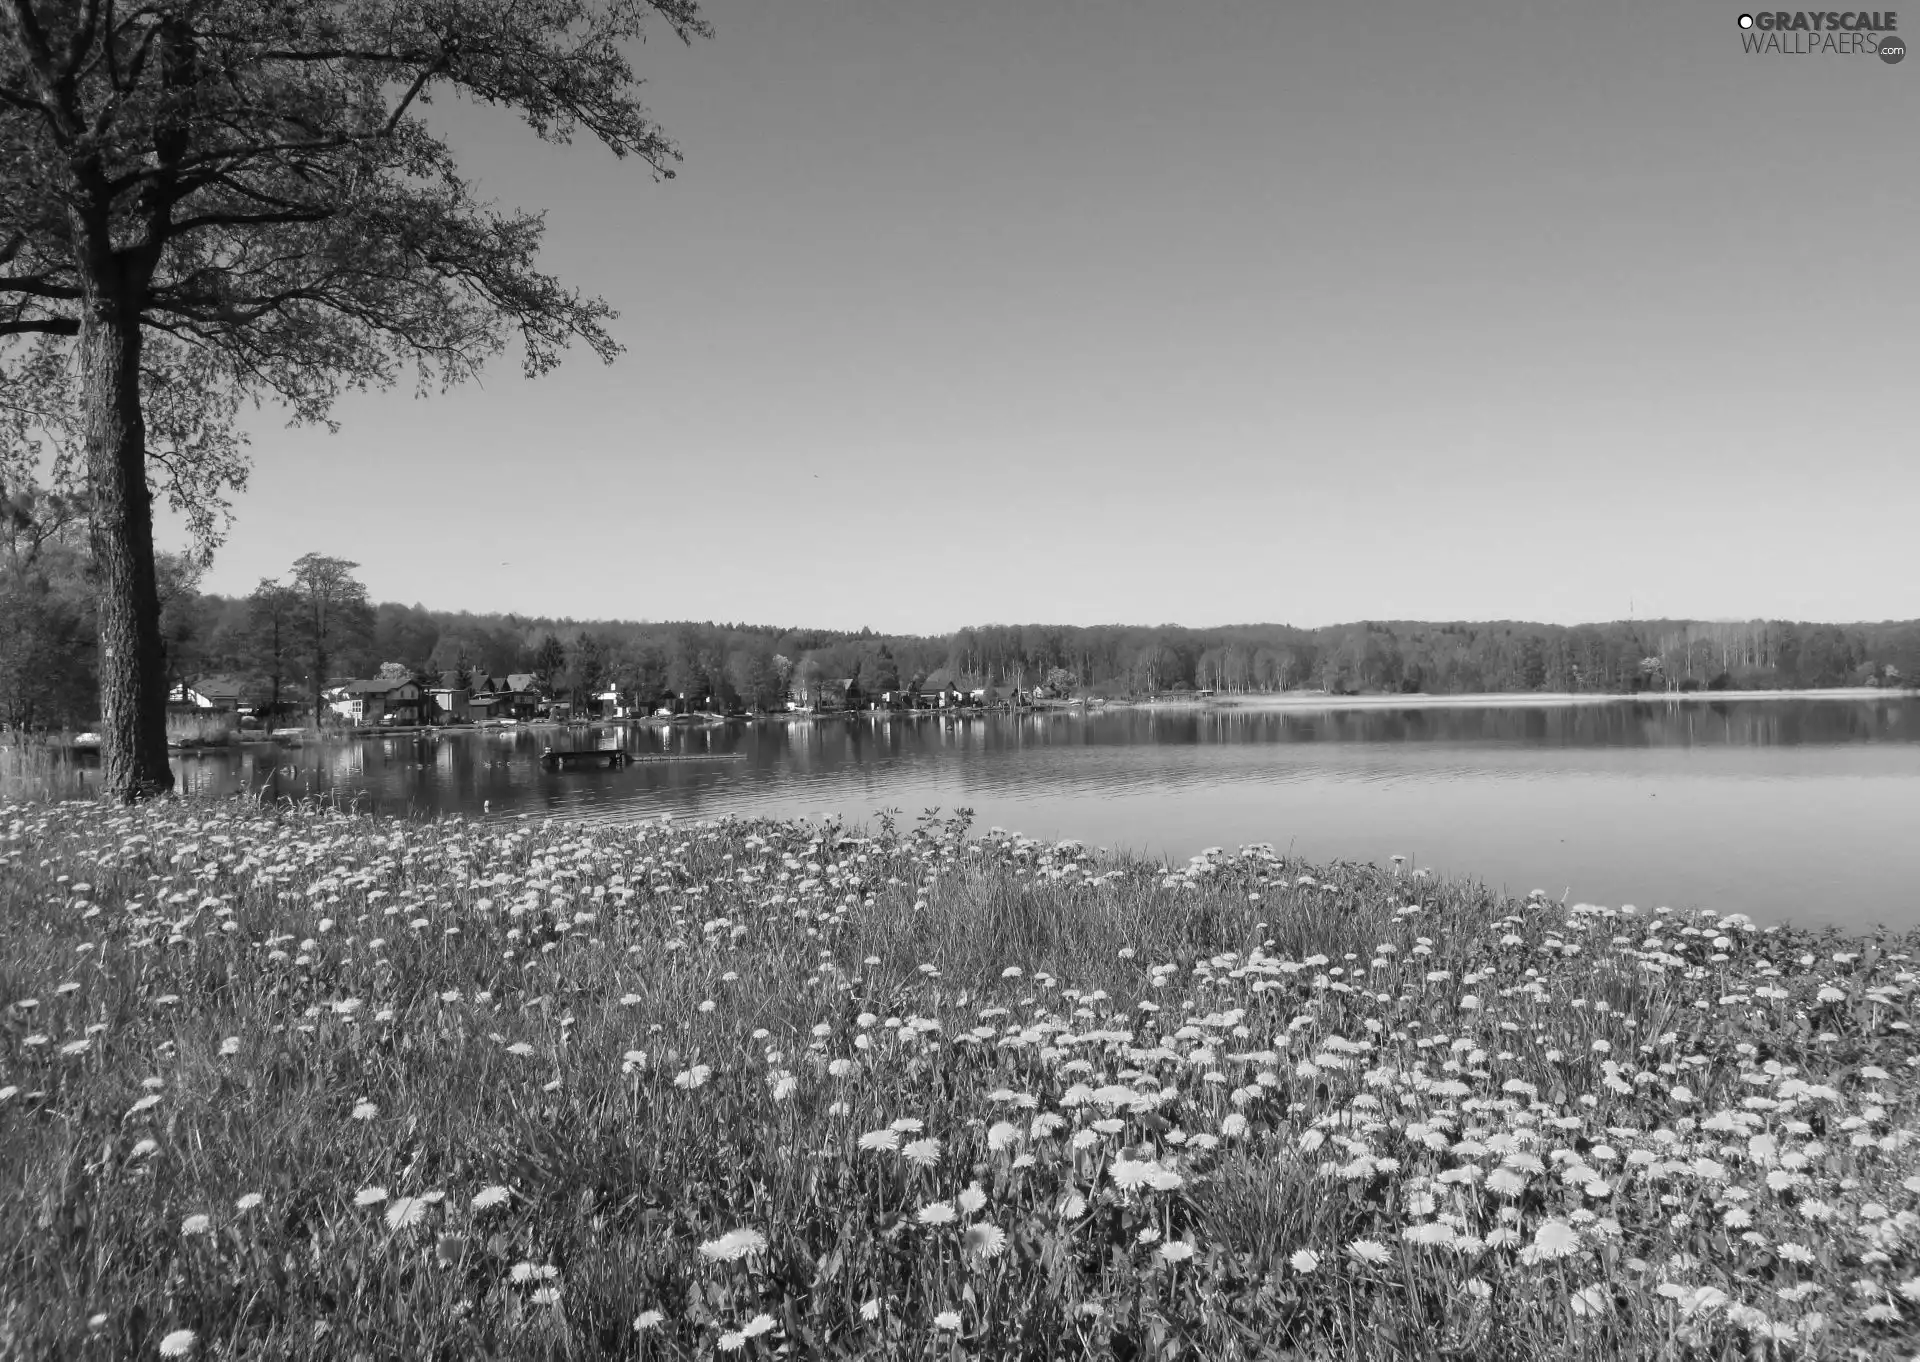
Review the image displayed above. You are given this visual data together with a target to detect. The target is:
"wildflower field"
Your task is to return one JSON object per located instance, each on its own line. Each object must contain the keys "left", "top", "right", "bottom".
{"left": 3, "top": 799, "right": 1920, "bottom": 1360}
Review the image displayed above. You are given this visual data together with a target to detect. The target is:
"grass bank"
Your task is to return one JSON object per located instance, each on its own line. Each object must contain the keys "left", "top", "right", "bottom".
{"left": 2, "top": 799, "right": 1917, "bottom": 1359}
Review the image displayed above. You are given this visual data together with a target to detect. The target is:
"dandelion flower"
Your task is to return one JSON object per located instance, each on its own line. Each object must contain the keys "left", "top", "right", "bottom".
{"left": 234, "top": 1193, "right": 262, "bottom": 1213}
{"left": 385, "top": 1197, "right": 429, "bottom": 1231}
{"left": 471, "top": 1185, "right": 511, "bottom": 1211}
{"left": 962, "top": 1223, "right": 1008, "bottom": 1259}
{"left": 917, "top": 1201, "right": 957, "bottom": 1226}
{"left": 933, "top": 1310, "right": 962, "bottom": 1331}
{"left": 354, "top": 1187, "right": 387, "bottom": 1207}
{"left": 1522, "top": 1218, "right": 1581, "bottom": 1263}
{"left": 889, "top": 1116, "right": 925, "bottom": 1132}
{"left": 351, "top": 1101, "right": 378, "bottom": 1121}
{"left": 1345, "top": 1239, "right": 1391, "bottom": 1266}
{"left": 1158, "top": 1240, "right": 1196, "bottom": 1263}
{"left": 698, "top": 1228, "right": 768, "bottom": 1262}
{"left": 1290, "top": 1248, "right": 1320, "bottom": 1273}
{"left": 741, "top": 1313, "right": 776, "bottom": 1338}
{"left": 633, "top": 1310, "right": 664, "bottom": 1331}
{"left": 673, "top": 1065, "right": 711, "bottom": 1089}
{"left": 901, "top": 1138, "right": 941, "bottom": 1168}
{"left": 956, "top": 1183, "right": 988, "bottom": 1215}
{"left": 858, "top": 1129, "right": 900, "bottom": 1153}
{"left": 987, "top": 1121, "right": 1019, "bottom": 1151}
{"left": 716, "top": 1332, "right": 746, "bottom": 1352}
{"left": 180, "top": 1214, "right": 211, "bottom": 1236}
{"left": 860, "top": 1299, "right": 882, "bottom": 1322}
{"left": 158, "top": 1329, "right": 197, "bottom": 1357}
{"left": 531, "top": 1286, "right": 561, "bottom": 1306}
{"left": 1486, "top": 1168, "right": 1528, "bottom": 1197}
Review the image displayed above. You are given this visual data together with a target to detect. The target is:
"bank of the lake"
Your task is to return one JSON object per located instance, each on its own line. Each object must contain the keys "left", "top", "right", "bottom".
{"left": 1124, "top": 686, "right": 1912, "bottom": 712}
{"left": 2, "top": 796, "right": 1918, "bottom": 1360}
{"left": 102, "top": 697, "right": 1920, "bottom": 934}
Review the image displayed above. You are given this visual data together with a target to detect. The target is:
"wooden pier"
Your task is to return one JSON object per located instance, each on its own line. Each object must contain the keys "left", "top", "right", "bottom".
{"left": 540, "top": 746, "right": 632, "bottom": 770}
{"left": 538, "top": 748, "right": 747, "bottom": 770}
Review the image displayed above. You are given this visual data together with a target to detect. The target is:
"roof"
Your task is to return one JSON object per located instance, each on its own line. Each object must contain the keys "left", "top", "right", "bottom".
{"left": 919, "top": 669, "right": 957, "bottom": 691}
{"left": 193, "top": 674, "right": 251, "bottom": 700}
{"left": 504, "top": 673, "right": 542, "bottom": 692}
{"left": 344, "top": 676, "right": 419, "bottom": 695}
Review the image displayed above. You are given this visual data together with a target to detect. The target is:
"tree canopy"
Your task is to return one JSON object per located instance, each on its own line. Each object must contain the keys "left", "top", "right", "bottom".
{"left": 1, "top": 0, "right": 709, "bottom": 795}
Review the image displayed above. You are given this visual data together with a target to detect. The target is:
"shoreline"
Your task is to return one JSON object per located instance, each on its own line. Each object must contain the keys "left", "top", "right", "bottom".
{"left": 1121, "top": 685, "right": 1910, "bottom": 713}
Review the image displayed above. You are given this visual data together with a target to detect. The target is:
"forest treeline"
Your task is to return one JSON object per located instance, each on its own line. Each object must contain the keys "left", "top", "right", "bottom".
{"left": 5, "top": 518, "right": 1916, "bottom": 726}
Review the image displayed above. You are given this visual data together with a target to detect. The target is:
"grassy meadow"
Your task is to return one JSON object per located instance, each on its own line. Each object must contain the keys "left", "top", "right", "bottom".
{"left": 2, "top": 797, "right": 1918, "bottom": 1360}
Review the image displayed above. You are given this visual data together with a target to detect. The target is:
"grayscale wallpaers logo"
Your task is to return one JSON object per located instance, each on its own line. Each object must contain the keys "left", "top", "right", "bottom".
{"left": 1737, "top": 10, "right": 1904, "bottom": 58}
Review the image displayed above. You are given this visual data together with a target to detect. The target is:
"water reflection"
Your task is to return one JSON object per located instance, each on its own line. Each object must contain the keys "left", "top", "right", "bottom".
{"left": 163, "top": 699, "right": 1920, "bottom": 929}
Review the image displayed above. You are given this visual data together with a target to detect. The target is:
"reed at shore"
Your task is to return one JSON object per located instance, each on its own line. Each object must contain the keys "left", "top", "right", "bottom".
{"left": 2, "top": 796, "right": 1917, "bottom": 1359}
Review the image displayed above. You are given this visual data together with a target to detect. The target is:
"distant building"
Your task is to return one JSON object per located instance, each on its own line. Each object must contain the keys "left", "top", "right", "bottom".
{"left": 916, "top": 670, "right": 961, "bottom": 709}
{"left": 970, "top": 683, "right": 1030, "bottom": 708}
{"left": 788, "top": 677, "right": 858, "bottom": 712}
{"left": 167, "top": 675, "right": 253, "bottom": 714}
{"left": 593, "top": 689, "right": 632, "bottom": 718}
{"left": 426, "top": 684, "right": 471, "bottom": 724}
{"left": 494, "top": 673, "right": 547, "bottom": 719}
{"left": 330, "top": 677, "right": 428, "bottom": 726}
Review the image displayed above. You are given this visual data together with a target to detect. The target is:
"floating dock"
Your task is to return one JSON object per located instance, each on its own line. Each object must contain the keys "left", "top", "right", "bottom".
{"left": 539, "top": 747, "right": 746, "bottom": 770}
{"left": 540, "top": 747, "right": 632, "bottom": 769}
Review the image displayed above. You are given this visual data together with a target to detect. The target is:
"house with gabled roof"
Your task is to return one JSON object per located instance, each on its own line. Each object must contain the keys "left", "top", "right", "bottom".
{"left": 168, "top": 675, "right": 254, "bottom": 714}
{"left": 915, "top": 669, "right": 961, "bottom": 709}
{"left": 328, "top": 676, "right": 428, "bottom": 726}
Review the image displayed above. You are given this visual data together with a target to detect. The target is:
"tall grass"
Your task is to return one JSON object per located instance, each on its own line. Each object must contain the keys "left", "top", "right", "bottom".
{"left": 1, "top": 800, "right": 1917, "bottom": 1360}
{"left": 165, "top": 712, "right": 238, "bottom": 747}
{"left": 0, "top": 738, "right": 94, "bottom": 802}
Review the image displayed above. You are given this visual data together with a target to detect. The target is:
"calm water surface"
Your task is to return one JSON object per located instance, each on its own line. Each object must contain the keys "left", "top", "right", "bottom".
{"left": 165, "top": 698, "right": 1920, "bottom": 931}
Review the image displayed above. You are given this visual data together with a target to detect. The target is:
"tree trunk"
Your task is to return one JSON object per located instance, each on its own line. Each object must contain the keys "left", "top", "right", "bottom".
{"left": 82, "top": 301, "right": 175, "bottom": 800}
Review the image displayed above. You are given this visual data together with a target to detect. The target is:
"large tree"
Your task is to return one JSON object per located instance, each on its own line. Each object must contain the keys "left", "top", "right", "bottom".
{"left": 243, "top": 575, "right": 297, "bottom": 720}
{"left": 0, "top": 0, "right": 709, "bottom": 797}
{"left": 288, "top": 552, "right": 368, "bottom": 727}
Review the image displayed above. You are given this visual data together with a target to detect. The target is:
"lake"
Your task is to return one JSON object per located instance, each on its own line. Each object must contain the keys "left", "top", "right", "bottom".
{"left": 161, "top": 697, "right": 1920, "bottom": 932}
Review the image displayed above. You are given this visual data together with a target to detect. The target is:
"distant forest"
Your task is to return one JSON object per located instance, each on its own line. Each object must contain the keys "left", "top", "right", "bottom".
{"left": 310, "top": 608, "right": 1918, "bottom": 704}
{"left": 18, "top": 584, "right": 1920, "bottom": 728}
{"left": 3, "top": 510, "right": 1917, "bottom": 726}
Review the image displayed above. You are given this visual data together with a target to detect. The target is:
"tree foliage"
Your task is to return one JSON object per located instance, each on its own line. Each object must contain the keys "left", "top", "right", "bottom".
{"left": 1, "top": 0, "right": 709, "bottom": 792}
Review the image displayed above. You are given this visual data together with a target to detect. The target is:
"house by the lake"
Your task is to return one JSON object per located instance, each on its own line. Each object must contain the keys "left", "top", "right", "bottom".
{"left": 167, "top": 675, "right": 254, "bottom": 715}
{"left": 915, "top": 670, "right": 961, "bottom": 709}
{"left": 329, "top": 677, "right": 429, "bottom": 726}
{"left": 499, "top": 674, "right": 548, "bottom": 720}
{"left": 970, "top": 683, "right": 1031, "bottom": 708}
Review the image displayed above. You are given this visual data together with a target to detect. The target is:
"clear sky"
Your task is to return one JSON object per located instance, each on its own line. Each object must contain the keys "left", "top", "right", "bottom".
{"left": 185, "top": 0, "right": 1918, "bottom": 633}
